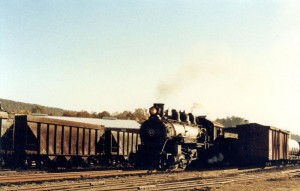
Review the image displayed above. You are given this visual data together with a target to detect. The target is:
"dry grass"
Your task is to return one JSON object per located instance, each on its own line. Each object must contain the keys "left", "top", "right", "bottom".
{"left": 210, "top": 176, "right": 300, "bottom": 191}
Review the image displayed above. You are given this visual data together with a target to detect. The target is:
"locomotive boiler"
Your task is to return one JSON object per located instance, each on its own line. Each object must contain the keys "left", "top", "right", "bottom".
{"left": 135, "top": 103, "right": 224, "bottom": 170}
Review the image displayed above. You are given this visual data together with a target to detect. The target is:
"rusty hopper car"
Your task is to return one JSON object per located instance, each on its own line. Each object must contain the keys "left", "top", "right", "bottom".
{"left": 0, "top": 112, "right": 14, "bottom": 165}
{"left": 45, "top": 116, "right": 141, "bottom": 166}
{"left": 99, "top": 126, "right": 140, "bottom": 165}
{"left": 237, "top": 123, "right": 289, "bottom": 166}
{"left": 1, "top": 115, "right": 105, "bottom": 169}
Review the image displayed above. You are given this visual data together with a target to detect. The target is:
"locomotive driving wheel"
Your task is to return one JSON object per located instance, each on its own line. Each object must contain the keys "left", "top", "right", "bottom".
{"left": 179, "top": 158, "right": 188, "bottom": 169}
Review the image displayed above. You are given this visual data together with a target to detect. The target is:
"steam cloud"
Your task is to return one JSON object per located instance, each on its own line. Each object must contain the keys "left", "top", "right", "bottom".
{"left": 208, "top": 153, "right": 224, "bottom": 164}
{"left": 190, "top": 102, "right": 203, "bottom": 113}
{"left": 156, "top": 44, "right": 235, "bottom": 101}
{"left": 156, "top": 64, "right": 200, "bottom": 100}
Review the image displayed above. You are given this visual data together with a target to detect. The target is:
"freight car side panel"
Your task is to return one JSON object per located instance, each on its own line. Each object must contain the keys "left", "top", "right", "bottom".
{"left": 8, "top": 115, "right": 105, "bottom": 168}
{"left": 0, "top": 113, "right": 14, "bottom": 159}
{"left": 110, "top": 130, "right": 140, "bottom": 157}
{"left": 0, "top": 114, "right": 14, "bottom": 150}
{"left": 282, "top": 132, "right": 288, "bottom": 159}
{"left": 269, "top": 129, "right": 279, "bottom": 160}
{"left": 27, "top": 119, "right": 104, "bottom": 157}
{"left": 101, "top": 128, "right": 140, "bottom": 164}
{"left": 268, "top": 129, "right": 289, "bottom": 161}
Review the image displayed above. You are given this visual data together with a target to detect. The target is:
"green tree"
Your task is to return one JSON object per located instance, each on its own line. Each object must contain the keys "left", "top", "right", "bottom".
{"left": 215, "top": 116, "right": 248, "bottom": 127}
{"left": 97, "top": 111, "right": 111, "bottom": 118}
{"left": 133, "top": 108, "right": 149, "bottom": 123}
{"left": 76, "top": 111, "right": 91, "bottom": 118}
{"left": 62, "top": 111, "right": 77, "bottom": 117}
{"left": 113, "top": 111, "right": 134, "bottom": 120}
{"left": 31, "top": 105, "right": 44, "bottom": 114}
{"left": 18, "top": 110, "right": 31, "bottom": 114}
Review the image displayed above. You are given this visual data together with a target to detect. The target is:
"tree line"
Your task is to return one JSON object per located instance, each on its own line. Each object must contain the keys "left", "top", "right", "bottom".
{"left": 215, "top": 116, "right": 249, "bottom": 127}
{"left": 0, "top": 98, "right": 66, "bottom": 116}
{"left": 1, "top": 98, "right": 149, "bottom": 123}
{"left": 62, "top": 108, "right": 149, "bottom": 123}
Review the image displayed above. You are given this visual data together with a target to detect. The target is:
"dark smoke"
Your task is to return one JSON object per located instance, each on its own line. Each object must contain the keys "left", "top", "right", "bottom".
{"left": 156, "top": 64, "right": 200, "bottom": 100}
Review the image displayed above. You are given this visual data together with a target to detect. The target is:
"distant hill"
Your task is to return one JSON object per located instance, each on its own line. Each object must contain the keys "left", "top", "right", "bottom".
{"left": 0, "top": 98, "right": 149, "bottom": 122}
{"left": 0, "top": 98, "right": 70, "bottom": 116}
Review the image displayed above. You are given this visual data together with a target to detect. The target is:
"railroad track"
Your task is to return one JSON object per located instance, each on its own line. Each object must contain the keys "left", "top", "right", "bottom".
{"left": 1, "top": 166, "right": 300, "bottom": 191}
{"left": 0, "top": 169, "right": 149, "bottom": 185}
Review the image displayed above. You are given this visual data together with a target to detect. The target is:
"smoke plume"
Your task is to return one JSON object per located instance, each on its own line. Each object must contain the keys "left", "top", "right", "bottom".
{"left": 156, "top": 64, "right": 200, "bottom": 100}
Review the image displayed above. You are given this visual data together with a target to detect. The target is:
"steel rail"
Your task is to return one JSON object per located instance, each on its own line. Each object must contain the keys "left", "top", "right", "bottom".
{"left": 2, "top": 168, "right": 299, "bottom": 191}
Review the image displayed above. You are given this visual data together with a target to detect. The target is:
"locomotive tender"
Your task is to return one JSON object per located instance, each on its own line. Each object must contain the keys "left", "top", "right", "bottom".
{"left": 136, "top": 103, "right": 225, "bottom": 169}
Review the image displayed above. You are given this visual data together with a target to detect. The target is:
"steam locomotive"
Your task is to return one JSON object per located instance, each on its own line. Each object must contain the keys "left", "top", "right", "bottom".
{"left": 135, "top": 103, "right": 226, "bottom": 170}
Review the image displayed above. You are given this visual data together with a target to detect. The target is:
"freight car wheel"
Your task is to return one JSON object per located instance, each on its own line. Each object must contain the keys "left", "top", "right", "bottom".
{"left": 26, "top": 159, "right": 33, "bottom": 168}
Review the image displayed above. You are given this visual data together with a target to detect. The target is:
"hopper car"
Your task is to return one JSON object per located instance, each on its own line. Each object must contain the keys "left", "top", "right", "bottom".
{"left": 0, "top": 114, "right": 140, "bottom": 169}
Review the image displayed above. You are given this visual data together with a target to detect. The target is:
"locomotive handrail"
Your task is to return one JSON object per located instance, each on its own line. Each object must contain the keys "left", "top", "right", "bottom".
{"left": 160, "top": 139, "right": 169, "bottom": 154}
{"left": 165, "top": 118, "right": 199, "bottom": 127}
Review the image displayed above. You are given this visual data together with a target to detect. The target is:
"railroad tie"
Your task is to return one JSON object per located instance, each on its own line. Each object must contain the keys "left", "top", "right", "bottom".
{"left": 89, "top": 181, "right": 105, "bottom": 186}
{"left": 138, "top": 185, "right": 157, "bottom": 190}
{"left": 80, "top": 174, "right": 91, "bottom": 179}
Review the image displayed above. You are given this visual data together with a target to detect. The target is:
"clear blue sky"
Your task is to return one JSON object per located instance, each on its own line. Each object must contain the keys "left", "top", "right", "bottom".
{"left": 1, "top": 1, "right": 300, "bottom": 134}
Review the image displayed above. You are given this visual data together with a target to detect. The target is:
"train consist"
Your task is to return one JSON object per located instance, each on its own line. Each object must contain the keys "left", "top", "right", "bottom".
{"left": 1, "top": 103, "right": 300, "bottom": 170}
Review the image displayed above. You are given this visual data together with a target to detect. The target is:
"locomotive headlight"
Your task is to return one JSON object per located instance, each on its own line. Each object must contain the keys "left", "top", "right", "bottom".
{"left": 149, "top": 107, "right": 158, "bottom": 115}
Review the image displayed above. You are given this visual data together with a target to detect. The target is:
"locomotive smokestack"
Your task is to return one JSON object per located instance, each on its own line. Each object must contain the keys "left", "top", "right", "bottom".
{"left": 153, "top": 103, "right": 164, "bottom": 117}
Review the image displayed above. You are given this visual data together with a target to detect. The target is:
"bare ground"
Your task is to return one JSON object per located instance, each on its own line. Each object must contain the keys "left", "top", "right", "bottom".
{"left": 0, "top": 166, "right": 300, "bottom": 190}
{"left": 207, "top": 172, "right": 300, "bottom": 191}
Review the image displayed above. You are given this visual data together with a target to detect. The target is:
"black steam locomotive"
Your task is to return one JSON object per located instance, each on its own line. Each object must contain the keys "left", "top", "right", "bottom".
{"left": 135, "top": 103, "right": 226, "bottom": 170}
